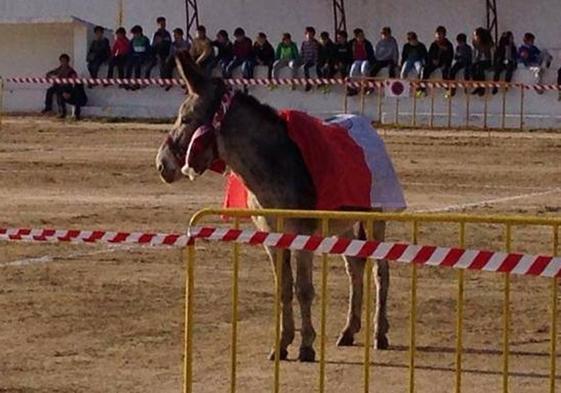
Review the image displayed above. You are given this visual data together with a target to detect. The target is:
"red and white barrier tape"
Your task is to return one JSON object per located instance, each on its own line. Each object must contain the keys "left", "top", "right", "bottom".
{"left": 1, "top": 226, "right": 560, "bottom": 278}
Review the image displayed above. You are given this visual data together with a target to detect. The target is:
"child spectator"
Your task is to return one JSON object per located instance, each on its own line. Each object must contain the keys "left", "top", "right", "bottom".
{"left": 471, "top": 27, "right": 494, "bottom": 96}
{"left": 42, "top": 54, "right": 77, "bottom": 116}
{"left": 297, "top": 26, "right": 320, "bottom": 91}
{"left": 419, "top": 26, "right": 454, "bottom": 95}
{"left": 107, "top": 27, "right": 130, "bottom": 80}
{"left": 60, "top": 84, "right": 88, "bottom": 120}
{"left": 318, "top": 31, "right": 337, "bottom": 78}
{"left": 162, "top": 28, "right": 190, "bottom": 83}
{"left": 448, "top": 33, "right": 472, "bottom": 96}
{"left": 372, "top": 27, "right": 399, "bottom": 78}
{"left": 146, "top": 16, "right": 172, "bottom": 78}
{"left": 126, "top": 25, "right": 151, "bottom": 88}
{"left": 253, "top": 32, "right": 275, "bottom": 78}
{"left": 518, "top": 32, "right": 552, "bottom": 89}
{"left": 400, "top": 31, "right": 427, "bottom": 79}
{"left": 492, "top": 31, "right": 517, "bottom": 94}
{"left": 213, "top": 30, "right": 234, "bottom": 77}
{"left": 349, "top": 28, "right": 374, "bottom": 78}
{"left": 225, "top": 27, "right": 255, "bottom": 79}
{"left": 86, "top": 26, "right": 111, "bottom": 79}
{"left": 190, "top": 25, "right": 214, "bottom": 75}
{"left": 273, "top": 33, "right": 299, "bottom": 79}
{"left": 334, "top": 30, "right": 352, "bottom": 77}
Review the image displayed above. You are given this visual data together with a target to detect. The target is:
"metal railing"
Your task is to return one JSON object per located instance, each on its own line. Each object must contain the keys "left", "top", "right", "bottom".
{"left": 185, "top": 208, "right": 560, "bottom": 393}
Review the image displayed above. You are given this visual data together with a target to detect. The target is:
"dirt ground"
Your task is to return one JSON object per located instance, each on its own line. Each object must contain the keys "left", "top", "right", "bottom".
{"left": 1, "top": 116, "right": 561, "bottom": 393}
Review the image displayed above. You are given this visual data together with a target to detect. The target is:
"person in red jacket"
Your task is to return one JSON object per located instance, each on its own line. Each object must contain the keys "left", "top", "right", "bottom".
{"left": 107, "top": 27, "right": 130, "bottom": 80}
{"left": 224, "top": 27, "right": 255, "bottom": 79}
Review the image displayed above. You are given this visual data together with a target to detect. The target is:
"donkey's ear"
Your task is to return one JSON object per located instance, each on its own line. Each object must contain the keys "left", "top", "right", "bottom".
{"left": 175, "top": 50, "right": 206, "bottom": 95}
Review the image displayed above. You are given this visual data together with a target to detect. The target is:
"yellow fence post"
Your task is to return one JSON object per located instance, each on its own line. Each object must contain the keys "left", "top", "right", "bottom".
{"left": 273, "top": 218, "right": 284, "bottom": 393}
{"left": 230, "top": 217, "right": 241, "bottom": 393}
{"left": 550, "top": 225, "right": 559, "bottom": 393}
{"left": 319, "top": 218, "right": 329, "bottom": 393}
{"left": 455, "top": 222, "right": 466, "bottom": 393}
{"left": 184, "top": 244, "right": 196, "bottom": 393}
{"left": 409, "top": 221, "right": 419, "bottom": 393}
{"left": 503, "top": 224, "right": 512, "bottom": 393}
{"left": 364, "top": 220, "right": 374, "bottom": 393}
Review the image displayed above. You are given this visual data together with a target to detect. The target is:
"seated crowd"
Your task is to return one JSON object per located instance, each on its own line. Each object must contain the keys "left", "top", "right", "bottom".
{"left": 41, "top": 17, "right": 561, "bottom": 119}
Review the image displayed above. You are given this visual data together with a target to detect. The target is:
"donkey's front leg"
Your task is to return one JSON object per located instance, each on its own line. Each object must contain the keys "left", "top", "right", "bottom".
{"left": 373, "top": 221, "right": 390, "bottom": 350}
{"left": 266, "top": 247, "right": 295, "bottom": 361}
{"left": 294, "top": 250, "right": 316, "bottom": 362}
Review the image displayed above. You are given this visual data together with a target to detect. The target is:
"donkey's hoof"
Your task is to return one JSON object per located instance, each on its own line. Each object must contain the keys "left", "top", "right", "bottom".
{"left": 374, "top": 336, "right": 390, "bottom": 350}
{"left": 336, "top": 332, "right": 354, "bottom": 347}
{"left": 298, "top": 346, "right": 316, "bottom": 362}
{"left": 268, "top": 348, "right": 288, "bottom": 361}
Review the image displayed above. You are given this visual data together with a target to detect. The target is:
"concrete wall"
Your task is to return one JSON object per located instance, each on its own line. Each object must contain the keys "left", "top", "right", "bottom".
{"left": 0, "top": 0, "right": 560, "bottom": 128}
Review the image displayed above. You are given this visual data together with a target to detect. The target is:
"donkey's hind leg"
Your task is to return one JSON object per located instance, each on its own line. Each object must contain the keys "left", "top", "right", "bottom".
{"left": 294, "top": 249, "right": 316, "bottom": 362}
{"left": 337, "top": 223, "right": 366, "bottom": 347}
{"left": 265, "top": 247, "right": 295, "bottom": 361}
{"left": 373, "top": 220, "right": 390, "bottom": 349}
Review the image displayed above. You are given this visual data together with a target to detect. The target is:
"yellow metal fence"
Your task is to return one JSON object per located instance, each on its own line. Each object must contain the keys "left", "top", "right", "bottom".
{"left": 185, "top": 209, "right": 560, "bottom": 393}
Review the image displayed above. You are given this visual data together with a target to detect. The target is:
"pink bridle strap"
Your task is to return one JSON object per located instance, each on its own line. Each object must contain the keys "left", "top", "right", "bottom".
{"left": 211, "top": 89, "right": 235, "bottom": 129}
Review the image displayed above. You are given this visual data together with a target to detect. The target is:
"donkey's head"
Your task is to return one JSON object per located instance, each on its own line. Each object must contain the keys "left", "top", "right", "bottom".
{"left": 156, "top": 51, "right": 226, "bottom": 183}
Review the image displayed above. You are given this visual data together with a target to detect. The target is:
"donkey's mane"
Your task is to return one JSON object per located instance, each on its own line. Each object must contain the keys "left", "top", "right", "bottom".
{"left": 232, "top": 91, "right": 285, "bottom": 128}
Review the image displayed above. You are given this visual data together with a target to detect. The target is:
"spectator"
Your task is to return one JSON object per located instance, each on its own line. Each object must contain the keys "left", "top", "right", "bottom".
{"left": 60, "top": 84, "right": 88, "bottom": 120}
{"left": 419, "top": 26, "right": 454, "bottom": 95}
{"left": 212, "top": 30, "right": 234, "bottom": 77}
{"left": 349, "top": 28, "right": 374, "bottom": 78}
{"left": 492, "top": 31, "right": 517, "bottom": 95}
{"left": 225, "top": 27, "right": 255, "bottom": 80}
{"left": 471, "top": 27, "right": 494, "bottom": 96}
{"left": 400, "top": 31, "right": 427, "bottom": 79}
{"left": 371, "top": 27, "right": 399, "bottom": 78}
{"left": 107, "top": 27, "right": 130, "bottom": 81}
{"left": 333, "top": 30, "right": 353, "bottom": 77}
{"left": 518, "top": 32, "right": 552, "bottom": 90}
{"left": 448, "top": 33, "right": 473, "bottom": 96}
{"left": 86, "top": 26, "right": 111, "bottom": 80}
{"left": 126, "top": 25, "right": 151, "bottom": 89}
{"left": 145, "top": 16, "right": 172, "bottom": 78}
{"left": 253, "top": 32, "right": 275, "bottom": 78}
{"left": 297, "top": 26, "right": 320, "bottom": 91}
{"left": 318, "top": 31, "right": 337, "bottom": 79}
{"left": 190, "top": 25, "right": 214, "bottom": 75}
{"left": 518, "top": 33, "right": 541, "bottom": 67}
{"left": 41, "top": 54, "right": 77, "bottom": 117}
{"left": 162, "top": 28, "right": 190, "bottom": 83}
{"left": 273, "top": 33, "right": 299, "bottom": 79}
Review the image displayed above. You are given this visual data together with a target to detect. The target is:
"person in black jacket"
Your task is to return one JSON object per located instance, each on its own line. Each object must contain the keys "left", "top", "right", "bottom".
{"left": 87, "top": 26, "right": 111, "bottom": 79}
{"left": 212, "top": 30, "right": 234, "bottom": 77}
{"left": 400, "top": 31, "right": 427, "bottom": 78}
{"left": 60, "top": 84, "right": 88, "bottom": 120}
{"left": 318, "top": 31, "right": 337, "bottom": 78}
{"left": 419, "top": 26, "right": 454, "bottom": 95}
{"left": 254, "top": 32, "right": 275, "bottom": 78}
{"left": 492, "top": 31, "right": 517, "bottom": 94}
{"left": 334, "top": 30, "right": 353, "bottom": 77}
{"left": 145, "top": 16, "right": 172, "bottom": 78}
{"left": 471, "top": 27, "right": 495, "bottom": 96}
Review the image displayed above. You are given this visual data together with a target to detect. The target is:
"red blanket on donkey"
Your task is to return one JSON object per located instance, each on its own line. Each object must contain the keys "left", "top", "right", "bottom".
{"left": 224, "top": 110, "right": 373, "bottom": 210}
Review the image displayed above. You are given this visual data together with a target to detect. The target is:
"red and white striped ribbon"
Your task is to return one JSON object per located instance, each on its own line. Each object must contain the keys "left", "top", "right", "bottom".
{"left": 2, "top": 226, "right": 559, "bottom": 277}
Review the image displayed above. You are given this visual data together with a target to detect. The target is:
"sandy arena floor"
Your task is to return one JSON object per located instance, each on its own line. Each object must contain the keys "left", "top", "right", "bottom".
{"left": 1, "top": 116, "right": 561, "bottom": 393}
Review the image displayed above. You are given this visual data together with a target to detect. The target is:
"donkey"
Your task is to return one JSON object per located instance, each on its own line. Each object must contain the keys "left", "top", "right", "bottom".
{"left": 156, "top": 51, "right": 391, "bottom": 362}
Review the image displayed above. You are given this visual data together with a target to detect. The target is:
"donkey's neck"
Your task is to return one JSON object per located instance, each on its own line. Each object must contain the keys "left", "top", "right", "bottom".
{"left": 217, "top": 93, "right": 316, "bottom": 210}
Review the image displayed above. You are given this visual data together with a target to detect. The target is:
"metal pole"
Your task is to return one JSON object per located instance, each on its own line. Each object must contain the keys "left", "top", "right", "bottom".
{"left": 0, "top": 77, "right": 4, "bottom": 132}
{"left": 429, "top": 86, "right": 435, "bottom": 128}
{"left": 395, "top": 98, "right": 400, "bottom": 126}
{"left": 319, "top": 218, "right": 329, "bottom": 393}
{"left": 116, "top": 0, "right": 124, "bottom": 27}
{"left": 230, "top": 217, "right": 240, "bottom": 393}
{"left": 465, "top": 85, "right": 471, "bottom": 128}
{"left": 483, "top": 88, "right": 489, "bottom": 131}
{"left": 550, "top": 225, "right": 559, "bottom": 393}
{"left": 447, "top": 83, "right": 453, "bottom": 128}
{"left": 519, "top": 85, "right": 525, "bottom": 130}
{"left": 360, "top": 80, "right": 366, "bottom": 115}
{"left": 455, "top": 222, "right": 466, "bottom": 393}
{"left": 273, "top": 218, "right": 284, "bottom": 393}
{"left": 377, "top": 84, "right": 383, "bottom": 124}
{"left": 501, "top": 86, "right": 507, "bottom": 130}
{"left": 412, "top": 83, "right": 418, "bottom": 127}
{"left": 503, "top": 224, "right": 512, "bottom": 393}
{"left": 184, "top": 245, "right": 195, "bottom": 393}
{"left": 364, "top": 220, "right": 374, "bottom": 393}
{"left": 409, "top": 221, "right": 419, "bottom": 393}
